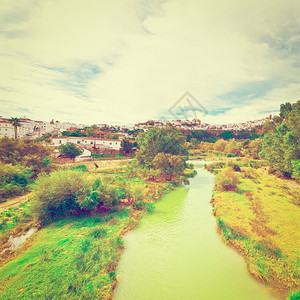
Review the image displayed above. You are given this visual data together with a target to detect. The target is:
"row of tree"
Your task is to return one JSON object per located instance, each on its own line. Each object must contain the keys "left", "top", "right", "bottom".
{"left": 186, "top": 128, "right": 260, "bottom": 143}
{"left": 260, "top": 101, "right": 299, "bottom": 179}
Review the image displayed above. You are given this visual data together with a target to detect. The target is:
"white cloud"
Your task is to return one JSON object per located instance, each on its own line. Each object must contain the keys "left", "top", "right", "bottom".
{"left": 0, "top": 0, "right": 299, "bottom": 125}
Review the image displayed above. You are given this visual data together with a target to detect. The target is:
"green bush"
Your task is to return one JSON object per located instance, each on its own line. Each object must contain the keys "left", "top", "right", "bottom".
{"left": 70, "top": 165, "right": 87, "bottom": 172}
{"left": 128, "top": 184, "right": 145, "bottom": 205}
{"left": 291, "top": 160, "right": 300, "bottom": 180}
{"left": 134, "top": 200, "right": 145, "bottom": 210}
{"left": 215, "top": 167, "right": 240, "bottom": 191}
{"left": 0, "top": 163, "right": 33, "bottom": 201}
{"left": 31, "top": 169, "right": 91, "bottom": 222}
{"left": 289, "top": 289, "right": 300, "bottom": 300}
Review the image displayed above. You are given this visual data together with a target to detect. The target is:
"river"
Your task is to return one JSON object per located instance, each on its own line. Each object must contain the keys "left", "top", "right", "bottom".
{"left": 114, "top": 162, "right": 275, "bottom": 300}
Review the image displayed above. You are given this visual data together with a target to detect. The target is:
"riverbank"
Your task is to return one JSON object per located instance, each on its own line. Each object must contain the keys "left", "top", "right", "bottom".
{"left": 114, "top": 162, "right": 275, "bottom": 300}
{"left": 0, "top": 161, "right": 180, "bottom": 299}
{"left": 207, "top": 159, "right": 300, "bottom": 299}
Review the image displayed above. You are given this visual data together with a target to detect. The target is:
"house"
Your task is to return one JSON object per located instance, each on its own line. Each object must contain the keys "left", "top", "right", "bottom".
{"left": 52, "top": 137, "right": 122, "bottom": 152}
{"left": 0, "top": 118, "right": 14, "bottom": 138}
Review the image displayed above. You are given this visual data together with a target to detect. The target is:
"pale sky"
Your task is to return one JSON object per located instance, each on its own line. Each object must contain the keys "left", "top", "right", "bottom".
{"left": 1, "top": 0, "right": 299, "bottom": 125}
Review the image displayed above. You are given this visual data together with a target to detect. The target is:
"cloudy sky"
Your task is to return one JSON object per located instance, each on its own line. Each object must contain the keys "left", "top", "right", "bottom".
{"left": 1, "top": 0, "right": 299, "bottom": 125}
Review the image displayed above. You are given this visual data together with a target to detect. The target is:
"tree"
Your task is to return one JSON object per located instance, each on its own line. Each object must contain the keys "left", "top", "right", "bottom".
{"left": 137, "top": 125, "right": 186, "bottom": 167}
{"left": 86, "top": 126, "right": 95, "bottom": 137}
{"left": 280, "top": 102, "right": 292, "bottom": 119}
{"left": 59, "top": 143, "right": 83, "bottom": 161}
{"left": 9, "top": 117, "right": 21, "bottom": 139}
{"left": 0, "top": 137, "right": 52, "bottom": 176}
{"left": 152, "top": 153, "right": 185, "bottom": 181}
{"left": 220, "top": 131, "right": 234, "bottom": 140}
{"left": 121, "top": 139, "right": 133, "bottom": 154}
{"left": 248, "top": 139, "right": 262, "bottom": 159}
{"left": 225, "top": 139, "right": 241, "bottom": 156}
{"left": 260, "top": 100, "right": 300, "bottom": 178}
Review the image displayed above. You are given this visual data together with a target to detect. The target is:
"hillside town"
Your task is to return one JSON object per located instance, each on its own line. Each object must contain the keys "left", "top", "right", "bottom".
{"left": 0, "top": 115, "right": 272, "bottom": 139}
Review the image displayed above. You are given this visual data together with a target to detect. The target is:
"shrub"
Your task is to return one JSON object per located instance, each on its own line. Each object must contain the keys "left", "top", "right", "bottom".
{"left": 128, "top": 184, "right": 145, "bottom": 205}
{"left": 0, "top": 163, "right": 33, "bottom": 201}
{"left": 145, "top": 202, "right": 155, "bottom": 213}
{"left": 243, "top": 168, "right": 258, "bottom": 179}
{"left": 134, "top": 200, "right": 145, "bottom": 210}
{"left": 31, "top": 169, "right": 91, "bottom": 222}
{"left": 227, "top": 161, "right": 241, "bottom": 172}
{"left": 215, "top": 167, "right": 240, "bottom": 191}
{"left": 289, "top": 289, "right": 300, "bottom": 300}
{"left": 70, "top": 165, "right": 87, "bottom": 172}
{"left": 291, "top": 160, "right": 300, "bottom": 180}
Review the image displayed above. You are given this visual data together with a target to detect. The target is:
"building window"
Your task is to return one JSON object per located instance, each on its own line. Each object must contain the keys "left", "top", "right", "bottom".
{"left": 90, "top": 142, "right": 93, "bottom": 144}
{"left": 59, "top": 140, "right": 61, "bottom": 144}
{"left": 77, "top": 141, "right": 80, "bottom": 144}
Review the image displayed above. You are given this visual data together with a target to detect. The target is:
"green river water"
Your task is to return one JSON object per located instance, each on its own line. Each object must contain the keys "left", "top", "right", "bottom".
{"left": 114, "top": 162, "right": 275, "bottom": 300}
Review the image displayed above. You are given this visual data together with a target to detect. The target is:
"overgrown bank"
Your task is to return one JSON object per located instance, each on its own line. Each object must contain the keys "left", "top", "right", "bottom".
{"left": 207, "top": 159, "right": 300, "bottom": 299}
{"left": 0, "top": 157, "right": 194, "bottom": 299}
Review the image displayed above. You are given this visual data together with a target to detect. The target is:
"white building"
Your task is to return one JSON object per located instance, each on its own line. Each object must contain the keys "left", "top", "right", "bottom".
{"left": 76, "top": 148, "right": 92, "bottom": 161}
{"left": 0, "top": 119, "right": 14, "bottom": 138}
{"left": 52, "top": 137, "right": 121, "bottom": 151}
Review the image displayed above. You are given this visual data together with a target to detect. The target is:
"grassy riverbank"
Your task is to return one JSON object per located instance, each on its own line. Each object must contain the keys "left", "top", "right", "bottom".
{"left": 207, "top": 159, "right": 300, "bottom": 298}
{"left": 0, "top": 161, "right": 180, "bottom": 299}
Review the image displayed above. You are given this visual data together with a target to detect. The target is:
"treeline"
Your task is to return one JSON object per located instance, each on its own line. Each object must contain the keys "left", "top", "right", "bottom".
{"left": 0, "top": 138, "right": 52, "bottom": 200}
{"left": 260, "top": 101, "right": 299, "bottom": 179}
{"left": 188, "top": 138, "right": 262, "bottom": 158}
{"left": 61, "top": 125, "right": 143, "bottom": 139}
{"left": 186, "top": 128, "right": 260, "bottom": 143}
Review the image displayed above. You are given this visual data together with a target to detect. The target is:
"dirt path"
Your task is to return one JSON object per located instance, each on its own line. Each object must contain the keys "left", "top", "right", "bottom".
{"left": 0, "top": 193, "right": 32, "bottom": 211}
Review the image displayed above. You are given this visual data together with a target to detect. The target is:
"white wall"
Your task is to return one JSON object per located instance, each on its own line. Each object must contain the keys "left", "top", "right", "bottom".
{"left": 53, "top": 137, "right": 121, "bottom": 150}
{"left": 0, "top": 122, "right": 14, "bottom": 138}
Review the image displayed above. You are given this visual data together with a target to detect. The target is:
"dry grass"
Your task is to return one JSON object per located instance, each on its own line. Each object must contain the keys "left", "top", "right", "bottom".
{"left": 210, "top": 162, "right": 300, "bottom": 298}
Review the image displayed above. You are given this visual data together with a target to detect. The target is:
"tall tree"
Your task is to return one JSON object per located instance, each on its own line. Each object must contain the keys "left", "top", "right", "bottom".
{"left": 152, "top": 153, "right": 185, "bottom": 181}
{"left": 137, "top": 125, "right": 186, "bottom": 167}
{"left": 121, "top": 139, "right": 133, "bottom": 154}
{"left": 9, "top": 117, "right": 21, "bottom": 139}
{"left": 260, "top": 100, "right": 300, "bottom": 178}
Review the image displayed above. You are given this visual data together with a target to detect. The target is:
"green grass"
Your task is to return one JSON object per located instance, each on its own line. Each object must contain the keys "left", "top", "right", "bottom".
{"left": 0, "top": 209, "right": 133, "bottom": 299}
{"left": 0, "top": 161, "right": 176, "bottom": 299}
{"left": 0, "top": 203, "right": 33, "bottom": 239}
{"left": 210, "top": 159, "right": 300, "bottom": 297}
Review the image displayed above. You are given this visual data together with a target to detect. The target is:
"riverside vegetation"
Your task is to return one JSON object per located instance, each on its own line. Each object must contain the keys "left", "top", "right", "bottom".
{"left": 0, "top": 126, "right": 194, "bottom": 299}
{"left": 205, "top": 101, "right": 300, "bottom": 299}
{"left": 207, "top": 159, "right": 299, "bottom": 299}
{"left": 0, "top": 101, "right": 299, "bottom": 299}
